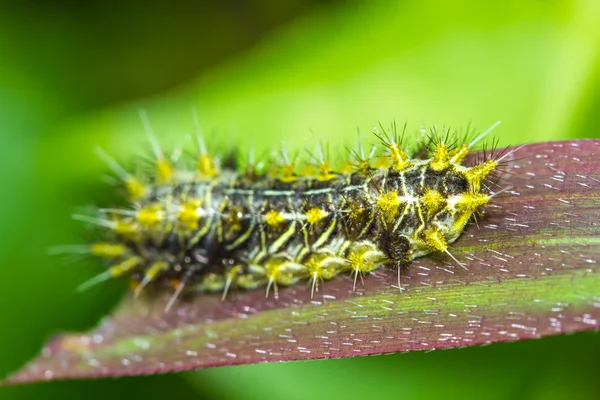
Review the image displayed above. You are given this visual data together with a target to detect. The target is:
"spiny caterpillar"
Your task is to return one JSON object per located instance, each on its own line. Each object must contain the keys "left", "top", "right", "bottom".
{"left": 69, "top": 111, "right": 510, "bottom": 310}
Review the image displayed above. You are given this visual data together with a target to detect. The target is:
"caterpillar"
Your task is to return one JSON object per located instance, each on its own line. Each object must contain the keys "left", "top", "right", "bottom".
{"left": 69, "top": 112, "right": 510, "bottom": 311}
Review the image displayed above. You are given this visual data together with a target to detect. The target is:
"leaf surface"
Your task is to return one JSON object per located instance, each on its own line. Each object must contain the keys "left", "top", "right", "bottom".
{"left": 6, "top": 140, "right": 600, "bottom": 384}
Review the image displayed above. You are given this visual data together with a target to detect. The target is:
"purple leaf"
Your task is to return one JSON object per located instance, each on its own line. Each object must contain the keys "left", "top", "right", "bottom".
{"left": 5, "top": 140, "right": 600, "bottom": 385}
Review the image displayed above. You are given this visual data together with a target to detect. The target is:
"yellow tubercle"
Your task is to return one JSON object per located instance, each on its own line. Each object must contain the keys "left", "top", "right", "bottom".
{"left": 178, "top": 200, "right": 201, "bottom": 231}
{"left": 421, "top": 189, "right": 445, "bottom": 215}
{"left": 305, "top": 207, "right": 326, "bottom": 225}
{"left": 263, "top": 258, "right": 307, "bottom": 297}
{"left": 108, "top": 256, "right": 144, "bottom": 278}
{"left": 424, "top": 226, "right": 467, "bottom": 269}
{"left": 447, "top": 192, "right": 490, "bottom": 236}
{"left": 423, "top": 227, "right": 448, "bottom": 253}
{"left": 449, "top": 144, "right": 469, "bottom": 164}
{"left": 376, "top": 191, "right": 402, "bottom": 222}
{"left": 227, "top": 265, "right": 241, "bottom": 281}
{"left": 125, "top": 177, "right": 146, "bottom": 200}
{"left": 280, "top": 164, "right": 297, "bottom": 183}
{"left": 345, "top": 242, "right": 384, "bottom": 290}
{"left": 305, "top": 255, "right": 339, "bottom": 296}
{"left": 90, "top": 242, "right": 127, "bottom": 259}
{"left": 388, "top": 143, "right": 411, "bottom": 171}
{"left": 317, "top": 160, "right": 335, "bottom": 181}
{"left": 134, "top": 260, "right": 170, "bottom": 297}
{"left": 156, "top": 158, "right": 174, "bottom": 184}
{"left": 430, "top": 143, "right": 450, "bottom": 171}
{"left": 346, "top": 200, "right": 365, "bottom": 221}
{"left": 198, "top": 154, "right": 218, "bottom": 178}
{"left": 450, "top": 210, "right": 475, "bottom": 237}
{"left": 137, "top": 204, "right": 164, "bottom": 228}
{"left": 454, "top": 192, "right": 490, "bottom": 213}
{"left": 305, "top": 256, "right": 335, "bottom": 282}
{"left": 265, "top": 210, "right": 285, "bottom": 228}
{"left": 346, "top": 251, "right": 375, "bottom": 275}
{"left": 465, "top": 160, "right": 498, "bottom": 191}
{"left": 114, "top": 220, "right": 139, "bottom": 238}
{"left": 141, "top": 261, "right": 169, "bottom": 282}
{"left": 357, "top": 159, "right": 371, "bottom": 175}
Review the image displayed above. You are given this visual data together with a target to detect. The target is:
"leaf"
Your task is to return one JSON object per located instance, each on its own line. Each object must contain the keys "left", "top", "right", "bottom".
{"left": 5, "top": 140, "right": 600, "bottom": 385}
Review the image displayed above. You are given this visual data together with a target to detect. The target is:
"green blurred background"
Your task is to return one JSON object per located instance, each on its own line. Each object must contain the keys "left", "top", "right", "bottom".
{"left": 1, "top": 0, "right": 600, "bottom": 398}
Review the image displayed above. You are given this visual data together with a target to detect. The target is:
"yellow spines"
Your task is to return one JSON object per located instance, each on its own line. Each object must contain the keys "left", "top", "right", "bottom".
{"left": 90, "top": 242, "right": 128, "bottom": 259}
{"left": 280, "top": 163, "right": 297, "bottom": 183}
{"left": 317, "top": 160, "right": 335, "bottom": 181}
{"left": 304, "top": 254, "right": 341, "bottom": 297}
{"left": 265, "top": 210, "right": 285, "bottom": 228}
{"left": 430, "top": 143, "right": 451, "bottom": 171}
{"left": 263, "top": 258, "right": 308, "bottom": 297}
{"left": 465, "top": 160, "right": 498, "bottom": 191}
{"left": 94, "top": 147, "right": 148, "bottom": 201}
{"left": 345, "top": 242, "right": 386, "bottom": 290}
{"left": 454, "top": 192, "right": 490, "bottom": 213}
{"left": 449, "top": 192, "right": 490, "bottom": 235}
{"left": 377, "top": 191, "right": 402, "bottom": 222}
{"left": 222, "top": 265, "right": 242, "bottom": 300}
{"left": 105, "top": 203, "right": 166, "bottom": 241}
{"left": 197, "top": 153, "right": 219, "bottom": 178}
{"left": 346, "top": 199, "right": 365, "bottom": 221}
{"left": 422, "top": 225, "right": 466, "bottom": 269}
{"left": 387, "top": 142, "right": 411, "bottom": 171}
{"left": 125, "top": 177, "right": 147, "bottom": 200}
{"left": 134, "top": 260, "right": 170, "bottom": 297}
{"left": 107, "top": 256, "right": 144, "bottom": 279}
{"left": 423, "top": 227, "right": 448, "bottom": 253}
{"left": 141, "top": 261, "right": 169, "bottom": 281}
{"left": 346, "top": 248, "right": 375, "bottom": 275}
{"left": 421, "top": 189, "right": 445, "bottom": 216}
{"left": 136, "top": 204, "right": 164, "bottom": 229}
{"left": 449, "top": 144, "right": 469, "bottom": 164}
{"left": 304, "top": 141, "right": 336, "bottom": 181}
{"left": 114, "top": 219, "right": 139, "bottom": 239}
{"left": 305, "top": 207, "right": 326, "bottom": 225}
{"left": 139, "top": 109, "right": 177, "bottom": 186}
{"left": 177, "top": 200, "right": 202, "bottom": 232}
{"left": 76, "top": 255, "right": 145, "bottom": 292}
{"left": 156, "top": 158, "right": 175, "bottom": 184}
{"left": 373, "top": 124, "right": 413, "bottom": 171}
{"left": 341, "top": 145, "right": 374, "bottom": 175}
{"left": 191, "top": 108, "right": 220, "bottom": 179}
{"left": 271, "top": 142, "right": 298, "bottom": 183}
{"left": 356, "top": 158, "right": 373, "bottom": 175}
{"left": 451, "top": 120, "right": 502, "bottom": 165}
